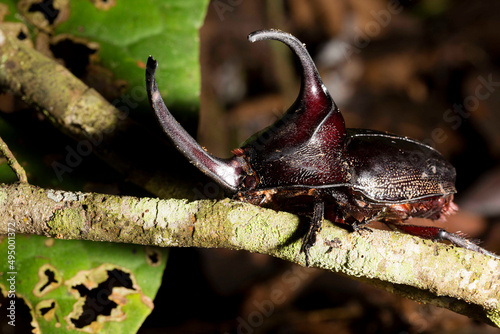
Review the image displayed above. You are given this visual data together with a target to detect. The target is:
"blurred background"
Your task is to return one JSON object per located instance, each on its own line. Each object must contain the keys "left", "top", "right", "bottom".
{"left": 2, "top": 0, "right": 500, "bottom": 333}
{"left": 149, "top": 1, "right": 500, "bottom": 333}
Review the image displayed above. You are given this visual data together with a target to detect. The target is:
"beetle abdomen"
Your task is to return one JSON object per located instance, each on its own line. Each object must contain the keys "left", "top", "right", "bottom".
{"left": 345, "top": 129, "right": 456, "bottom": 203}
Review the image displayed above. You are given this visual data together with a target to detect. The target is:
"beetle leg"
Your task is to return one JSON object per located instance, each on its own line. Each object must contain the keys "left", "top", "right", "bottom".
{"left": 385, "top": 222, "right": 500, "bottom": 260}
{"left": 439, "top": 231, "right": 500, "bottom": 259}
{"left": 347, "top": 215, "right": 376, "bottom": 234}
{"left": 301, "top": 201, "right": 325, "bottom": 266}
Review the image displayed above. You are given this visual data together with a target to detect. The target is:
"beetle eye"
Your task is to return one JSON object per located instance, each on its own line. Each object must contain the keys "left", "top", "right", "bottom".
{"left": 244, "top": 175, "right": 257, "bottom": 189}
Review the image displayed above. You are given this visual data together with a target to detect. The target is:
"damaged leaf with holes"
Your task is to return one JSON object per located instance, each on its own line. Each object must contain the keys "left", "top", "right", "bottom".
{"left": 0, "top": 235, "right": 167, "bottom": 333}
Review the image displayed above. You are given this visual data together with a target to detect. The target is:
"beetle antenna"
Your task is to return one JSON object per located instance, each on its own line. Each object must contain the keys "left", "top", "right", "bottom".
{"left": 248, "top": 29, "right": 337, "bottom": 113}
{"left": 146, "top": 56, "right": 244, "bottom": 192}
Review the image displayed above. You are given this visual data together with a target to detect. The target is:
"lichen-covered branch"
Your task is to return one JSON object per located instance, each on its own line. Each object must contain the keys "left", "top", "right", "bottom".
{"left": 0, "top": 182, "right": 498, "bottom": 326}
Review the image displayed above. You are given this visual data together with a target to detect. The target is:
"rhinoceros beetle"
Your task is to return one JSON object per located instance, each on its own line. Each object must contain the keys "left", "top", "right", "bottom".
{"left": 146, "top": 29, "right": 499, "bottom": 265}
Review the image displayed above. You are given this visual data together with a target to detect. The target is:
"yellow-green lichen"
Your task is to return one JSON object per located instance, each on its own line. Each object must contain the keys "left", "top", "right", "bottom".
{"left": 47, "top": 208, "right": 84, "bottom": 239}
{"left": 127, "top": 197, "right": 158, "bottom": 229}
{"left": 487, "top": 308, "right": 500, "bottom": 327}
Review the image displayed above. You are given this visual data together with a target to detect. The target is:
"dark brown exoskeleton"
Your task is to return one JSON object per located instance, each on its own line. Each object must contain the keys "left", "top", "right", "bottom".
{"left": 146, "top": 29, "right": 499, "bottom": 266}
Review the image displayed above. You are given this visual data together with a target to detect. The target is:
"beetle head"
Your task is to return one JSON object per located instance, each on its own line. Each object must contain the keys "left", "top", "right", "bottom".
{"left": 146, "top": 29, "right": 347, "bottom": 193}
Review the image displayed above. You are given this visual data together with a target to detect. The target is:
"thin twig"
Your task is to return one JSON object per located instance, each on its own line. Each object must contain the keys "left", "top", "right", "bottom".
{"left": 0, "top": 136, "right": 27, "bottom": 183}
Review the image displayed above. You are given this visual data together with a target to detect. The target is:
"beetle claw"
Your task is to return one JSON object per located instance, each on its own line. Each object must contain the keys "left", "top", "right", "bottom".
{"left": 353, "top": 225, "right": 373, "bottom": 235}
{"left": 301, "top": 243, "right": 313, "bottom": 267}
{"left": 349, "top": 215, "right": 375, "bottom": 235}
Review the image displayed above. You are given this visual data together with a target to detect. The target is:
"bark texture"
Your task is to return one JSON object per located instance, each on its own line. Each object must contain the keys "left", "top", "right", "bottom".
{"left": 0, "top": 182, "right": 499, "bottom": 326}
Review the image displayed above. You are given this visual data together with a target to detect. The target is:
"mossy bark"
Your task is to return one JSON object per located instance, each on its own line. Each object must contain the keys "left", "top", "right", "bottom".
{"left": 0, "top": 182, "right": 499, "bottom": 326}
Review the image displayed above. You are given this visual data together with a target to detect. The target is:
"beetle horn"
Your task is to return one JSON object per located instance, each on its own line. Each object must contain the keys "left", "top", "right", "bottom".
{"left": 246, "top": 30, "right": 345, "bottom": 152}
{"left": 146, "top": 56, "right": 244, "bottom": 192}
{"left": 248, "top": 29, "right": 338, "bottom": 117}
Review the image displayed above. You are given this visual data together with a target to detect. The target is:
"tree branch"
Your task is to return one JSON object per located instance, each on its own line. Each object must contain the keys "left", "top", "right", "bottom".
{"left": 0, "top": 136, "right": 27, "bottom": 183}
{"left": 0, "top": 182, "right": 499, "bottom": 326}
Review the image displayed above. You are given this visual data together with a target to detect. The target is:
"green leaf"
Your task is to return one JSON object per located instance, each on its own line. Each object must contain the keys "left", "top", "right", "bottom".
{"left": 0, "top": 1, "right": 19, "bottom": 23}
{"left": 54, "top": 0, "right": 209, "bottom": 124}
{"left": 0, "top": 235, "right": 168, "bottom": 333}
